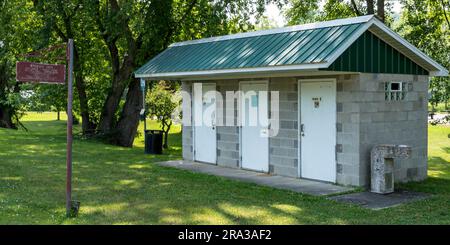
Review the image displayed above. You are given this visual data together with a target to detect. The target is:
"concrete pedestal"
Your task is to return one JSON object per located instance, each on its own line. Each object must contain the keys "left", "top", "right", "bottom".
{"left": 371, "top": 145, "right": 411, "bottom": 194}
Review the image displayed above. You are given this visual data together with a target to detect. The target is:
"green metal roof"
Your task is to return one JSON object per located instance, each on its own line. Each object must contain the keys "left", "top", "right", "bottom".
{"left": 136, "top": 23, "right": 362, "bottom": 74}
{"left": 135, "top": 15, "right": 448, "bottom": 78}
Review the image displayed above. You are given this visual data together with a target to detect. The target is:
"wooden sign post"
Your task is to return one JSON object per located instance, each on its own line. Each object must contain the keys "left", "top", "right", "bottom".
{"left": 16, "top": 39, "right": 76, "bottom": 217}
{"left": 66, "top": 39, "right": 75, "bottom": 217}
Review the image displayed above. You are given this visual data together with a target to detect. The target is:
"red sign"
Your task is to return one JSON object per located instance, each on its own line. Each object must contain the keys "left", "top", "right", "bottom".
{"left": 16, "top": 61, "right": 66, "bottom": 84}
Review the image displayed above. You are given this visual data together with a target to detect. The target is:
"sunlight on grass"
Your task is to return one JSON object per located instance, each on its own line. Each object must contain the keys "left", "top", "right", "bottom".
{"left": 271, "top": 204, "right": 303, "bottom": 214}
{"left": 128, "top": 164, "right": 151, "bottom": 169}
{"left": 0, "top": 176, "right": 22, "bottom": 181}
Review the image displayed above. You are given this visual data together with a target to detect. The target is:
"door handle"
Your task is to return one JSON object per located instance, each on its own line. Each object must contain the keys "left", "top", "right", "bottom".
{"left": 300, "top": 124, "right": 305, "bottom": 137}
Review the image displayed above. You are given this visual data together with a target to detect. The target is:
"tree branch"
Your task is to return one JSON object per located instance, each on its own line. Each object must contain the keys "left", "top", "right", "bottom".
{"left": 350, "top": 0, "right": 362, "bottom": 16}
{"left": 366, "top": 0, "right": 375, "bottom": 15}
{"left": 440, "top": 0, "right": 450, "bottom": 29}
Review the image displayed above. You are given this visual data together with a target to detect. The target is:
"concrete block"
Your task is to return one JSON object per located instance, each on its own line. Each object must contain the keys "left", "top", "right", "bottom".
{"left": 217, "top": 157, "right": 239, "bottom": 168}
{"left": 273, "top": 165, "right": 298, "bottom": 178}
{"left": 271, "top": 147, "right": 298, "bottom": 157}
{"left": 280, "top": 120, "right": 295, "bottom": 129}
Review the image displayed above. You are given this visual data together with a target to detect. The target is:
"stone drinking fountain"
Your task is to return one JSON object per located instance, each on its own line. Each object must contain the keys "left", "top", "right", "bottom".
{"left": 370, "top": 144, "right": 412, "bottom": 194}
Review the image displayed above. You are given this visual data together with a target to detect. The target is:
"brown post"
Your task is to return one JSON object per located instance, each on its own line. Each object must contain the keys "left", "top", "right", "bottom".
{"left": 66, "top": 39, "right": 74, "bottom": 217}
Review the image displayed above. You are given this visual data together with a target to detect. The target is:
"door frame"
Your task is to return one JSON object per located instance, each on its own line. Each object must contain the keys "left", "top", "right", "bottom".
{"left": 238, "top": 80, "right": 269, "bottom": 172}
{"left": 192, "top": 82, "right": 217, "bottom": 164}
{"left": 297, "top": 78, "right": 337, "bottom": 182}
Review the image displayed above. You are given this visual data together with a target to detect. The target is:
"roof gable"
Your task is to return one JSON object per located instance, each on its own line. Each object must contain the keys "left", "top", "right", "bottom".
{"left": 135, "top": 15, "right": 448, "bottom": 79}
{"left": 325, "top": 31, "right": 429, "bottom": 75}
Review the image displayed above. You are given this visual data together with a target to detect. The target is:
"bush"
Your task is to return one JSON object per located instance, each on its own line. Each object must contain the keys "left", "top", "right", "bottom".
{"left": 146, "top": 81, "right": 180, "bottom": 148}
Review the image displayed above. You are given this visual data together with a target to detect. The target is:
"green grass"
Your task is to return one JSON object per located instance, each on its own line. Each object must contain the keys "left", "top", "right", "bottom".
{"left": 0, "top": 112, "right": 449, "bottom": 224}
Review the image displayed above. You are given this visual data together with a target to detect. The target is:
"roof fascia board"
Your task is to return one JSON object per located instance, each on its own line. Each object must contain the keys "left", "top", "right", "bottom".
{"left": 170, "top": 15, "right": 374, "bottom": 47}
{"left": 135, "top": 63, "right": 329, "bottom": 79}
{"left": 430, "top": 70, "right": 448, "bottom": 76}
{"left": 143, "top": 71, "right": 358, "bottom": 81}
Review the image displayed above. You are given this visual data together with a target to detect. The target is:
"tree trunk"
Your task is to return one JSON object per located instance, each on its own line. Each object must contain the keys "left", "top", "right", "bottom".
{"left": 57, "top": 110, "right": 60, "bottom": 121}
{"left": 377, "top": 0, "right": 385, "bottom": 22}
{"left": 162, "top": 121, "right": 172, "bottom": 149}
{"left": 0, "top": 66, "right": 16, "bottom": 129}
{"left": 113, "top": 78, "right": 142, "bottom": 147}
{"left": 97, "top": 48, "right": 134, "bottom": 134}
{"left": 367, "top": 0, "right": 375, "bottom": 14}
{"left": 163, "top": 131, "right": 169, "bottom": 149}
{"left": 0, "top": 107, "right": 16, "bottom": 129}
{"left": 350, "top": 0, "right": 363, "bottom": 16}
{"left": 97, "top": 80, "right": 126, "bottom": 133}
{"left": 73, "top": 50, "right": 95, "bottom": 134}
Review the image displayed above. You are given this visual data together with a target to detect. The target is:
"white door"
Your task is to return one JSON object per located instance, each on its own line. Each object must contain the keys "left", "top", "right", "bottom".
{"left": 193, "top": 83, "right": 217, "bottom": 164}
{"left": 300, "top": 80, "right": 336, "bottom": 182}
{"left": 240, "top": 82, "right": 269, "bottom": 172}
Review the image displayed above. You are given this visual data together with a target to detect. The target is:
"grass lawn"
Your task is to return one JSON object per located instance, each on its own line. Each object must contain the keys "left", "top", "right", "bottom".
{"left": 0, "top": 112, "right": 449, "bottom": 224}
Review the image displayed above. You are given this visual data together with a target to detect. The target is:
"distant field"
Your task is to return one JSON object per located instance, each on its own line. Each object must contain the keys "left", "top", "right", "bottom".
{"left": 429, "top": 103, "right": 449, "bottom": 112}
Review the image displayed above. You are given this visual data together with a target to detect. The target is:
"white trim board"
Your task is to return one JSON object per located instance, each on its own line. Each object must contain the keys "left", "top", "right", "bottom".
{"left": 135, "top": 64, "right": 326, "bottom": 80}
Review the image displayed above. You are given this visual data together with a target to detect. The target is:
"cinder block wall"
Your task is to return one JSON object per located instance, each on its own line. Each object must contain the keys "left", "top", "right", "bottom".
{"left": 216, "top": 80, "right": 240, "bottom": 168}
{"left": 335, "top": 74, "right": 362, "bottom": 186}
{"left": 181, "top": 74, "right": 429, "bottom": 187}
{"left": 268, "top": 77, "right": 299, "bottom": 177}
{"left": 357, "top": 73, "right": 429, "bottom": 186}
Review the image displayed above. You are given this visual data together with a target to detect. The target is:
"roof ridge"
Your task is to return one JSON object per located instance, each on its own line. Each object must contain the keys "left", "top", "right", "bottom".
{"left": 170, "top": 15, "right": 375, "bottom": 47}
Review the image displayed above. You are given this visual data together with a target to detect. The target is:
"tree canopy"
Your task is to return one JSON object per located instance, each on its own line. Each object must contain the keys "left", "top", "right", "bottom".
{"left": 1, "top": 0, "right": 280, "bottom": 146}
{"left": 1, "top": 0, "right": 449, "bottom": 146}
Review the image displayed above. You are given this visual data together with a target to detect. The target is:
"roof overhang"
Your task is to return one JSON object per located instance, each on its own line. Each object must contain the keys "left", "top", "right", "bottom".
{"left": 135, "top": 63, "right": 330, "bottom": 80}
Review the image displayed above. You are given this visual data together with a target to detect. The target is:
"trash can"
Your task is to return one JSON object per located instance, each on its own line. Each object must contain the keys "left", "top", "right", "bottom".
{"left": 145, "top": 130, "right": 163, "bottom": 154}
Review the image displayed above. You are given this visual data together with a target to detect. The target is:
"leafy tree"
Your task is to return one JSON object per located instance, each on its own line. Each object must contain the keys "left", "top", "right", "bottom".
{"left": 286, "top": 0, "right": 392, "bottom": 24}
{"left": 28, "top": 84, "right": 67, "bottom": 120}
{"left": 3, "top": 0, "right": 282, "bottom": 147}
{"left": 89, "top": 0, "right": 280, "bottom": 147}
{"left": 0, "top": 0, "right": 41, "bottom": 129}
{"left": 0, "top": 56, "right": 20, "bottom": 128}
{"left": 146, "top": 81, "right": 179, "bottom": 149}
{"left": 33, "top": 0, "right": 106, "bottom": 135}
{"left": 397, "top": 0, "right": 450, "bottom": 110}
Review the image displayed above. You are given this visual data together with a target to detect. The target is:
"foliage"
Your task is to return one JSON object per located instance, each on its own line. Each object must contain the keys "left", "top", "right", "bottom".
{"left": 26, "top": 84, "right": 67, "bottom": 115}
{"left": 13, "top": 0, "right": 283, "bottom": 146}
{"left": 397, "top": 0, "right": 450, "bottom": 110}
{"left": 0, "top": 0, "right": 38, "bottom": 129}
{"left": 285, "top": 0, "right": 450, "bottom": 107}
{"left": 146, "top": 81, "right": 180, "bottom": 148}
{"left": 285, "top": 0, "right": 393, "bottom": 24}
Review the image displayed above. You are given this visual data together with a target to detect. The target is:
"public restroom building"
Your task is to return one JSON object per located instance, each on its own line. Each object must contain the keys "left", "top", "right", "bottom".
{"left": 135, "top": 15, "right": 448, "bottom": 186}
